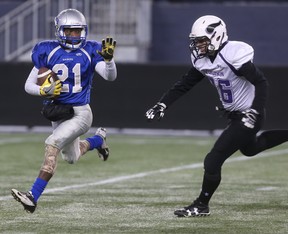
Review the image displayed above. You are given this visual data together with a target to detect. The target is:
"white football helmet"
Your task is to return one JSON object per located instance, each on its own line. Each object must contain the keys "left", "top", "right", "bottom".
{"left": 54, "top": 9, "right": 88, "bottom": 50}
{"left": 189, "top": 15, "right": 228, "bottom": 58}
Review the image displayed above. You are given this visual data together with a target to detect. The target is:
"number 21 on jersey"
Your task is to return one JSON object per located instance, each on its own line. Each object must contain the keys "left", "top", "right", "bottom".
{"left": 52, "top": 63, "right": 82, "bottom": 93}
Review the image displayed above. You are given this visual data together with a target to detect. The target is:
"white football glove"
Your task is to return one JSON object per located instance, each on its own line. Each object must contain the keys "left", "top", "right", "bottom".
{"left": 146, "top": 102, "right": 167, "bottom": 121}
{"left": 241, "top": 108, "right": 259, "bottom": 129}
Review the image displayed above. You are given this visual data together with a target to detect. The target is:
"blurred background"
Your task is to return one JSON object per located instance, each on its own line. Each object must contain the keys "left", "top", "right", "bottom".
{"left": 1, "top": 0, "right": 288, "bottom": 133}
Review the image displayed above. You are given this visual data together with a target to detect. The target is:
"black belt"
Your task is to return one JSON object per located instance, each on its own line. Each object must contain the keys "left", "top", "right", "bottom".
{"left": 216, "top": 106, "right": 243, "bottom": 119}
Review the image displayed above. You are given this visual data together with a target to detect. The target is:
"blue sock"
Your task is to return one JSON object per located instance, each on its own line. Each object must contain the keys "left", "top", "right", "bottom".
{"left": 30, "top": 178, "right": 48, "bottom": 202}
{"left": 86, "top": 135, "right": 103, "bottom": 150}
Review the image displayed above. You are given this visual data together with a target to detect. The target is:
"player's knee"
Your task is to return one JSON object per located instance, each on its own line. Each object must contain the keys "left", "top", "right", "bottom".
{"left": 240, "top": 148, "right": 257, "bottom": 157}
{"left": 61, "top": 145, "right": 82, "bottom": 164}
{"left": 45, "top": 136, "right": 61, "bottom": 149}
{"left": 66, "top": 159, "right": 76, "bottom": 164}
{"left": 61, "top": 153, "right": 77, "bottom": 164}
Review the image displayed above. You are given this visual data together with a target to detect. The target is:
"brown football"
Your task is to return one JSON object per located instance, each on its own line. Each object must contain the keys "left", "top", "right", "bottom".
{"left": 37, "top": 67, "right": 59, "bottom": 86}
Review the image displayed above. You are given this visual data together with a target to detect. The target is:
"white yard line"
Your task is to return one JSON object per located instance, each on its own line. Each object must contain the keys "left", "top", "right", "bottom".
{"left": 1, "top": 148, "right": 288, "bottom": 201}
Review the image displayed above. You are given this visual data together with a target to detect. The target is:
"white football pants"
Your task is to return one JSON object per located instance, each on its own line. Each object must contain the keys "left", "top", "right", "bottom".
{"left": 45, "top": 104, "right": 93, "bottom": 164}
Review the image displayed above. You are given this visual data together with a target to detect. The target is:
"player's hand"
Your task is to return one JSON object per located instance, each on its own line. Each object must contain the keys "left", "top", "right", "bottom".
{"left": 97, "top": 37, "right": 116, "bottom": 61}
{"left": 146, "top": 103, "right": 167, "bottom": 121}
{"left": 241, "top": 108, "right": 259, "bottom": 129}
{"left": 40, "top": 77, "right": 62, "bottom": 98}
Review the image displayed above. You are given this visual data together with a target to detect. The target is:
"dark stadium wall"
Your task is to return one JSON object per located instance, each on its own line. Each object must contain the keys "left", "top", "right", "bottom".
{"left": 151, "top": 2, "right": 288, "bottom": 66}
{"left": 1, "top": 63, "right": 288, "bottom": 130}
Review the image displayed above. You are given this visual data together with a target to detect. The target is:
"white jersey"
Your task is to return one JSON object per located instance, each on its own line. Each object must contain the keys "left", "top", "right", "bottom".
{"left": 192, "top": 41, "right": 254, "bottom": 112}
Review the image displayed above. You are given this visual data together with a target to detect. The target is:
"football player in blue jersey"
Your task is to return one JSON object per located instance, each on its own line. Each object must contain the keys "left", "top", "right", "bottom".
{"left": 146, "top": 15, "right": 288, "bottom": 217}
{"left": 11, "top": 8, "right": 117, "bottom": 213}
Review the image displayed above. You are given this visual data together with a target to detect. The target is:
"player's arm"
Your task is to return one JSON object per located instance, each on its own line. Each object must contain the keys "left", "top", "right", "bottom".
{"left": 146, "top": 67, "right": 204, "bottom": 121}
{"left": 95, "top": 37, "right": 117, "bottom": 81}
{"left": 238, "top": 61, "right": 268, "bottom": 114}
{"left": 238, "top": 61, "right": 268, "bottom": 128}
{"left": 159, "top": 67, "right": 204, "bottom": 107}
{"left": 24, "top": 66, "right": 42, "bottom": 96}
{"left": 26, "top": 42, "right": 58, "bottom": 96}
{"left": 25, "top": 66, "right": 61, "bottom": 98}
{"left": 95, "top": 60, "right": 117, "bottom": 81}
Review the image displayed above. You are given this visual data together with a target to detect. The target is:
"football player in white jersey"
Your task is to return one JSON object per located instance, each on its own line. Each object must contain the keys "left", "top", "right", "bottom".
{"left": 146, "top": 15, "right": 288, "bottom": 217}
{"left": 11, "top": 9, "right": 117, "bottom": 213}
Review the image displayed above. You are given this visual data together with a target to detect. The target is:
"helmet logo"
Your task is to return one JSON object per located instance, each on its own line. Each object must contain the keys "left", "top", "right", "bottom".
{"left": 206, "top": 21, "right": 222, "bottom": 34}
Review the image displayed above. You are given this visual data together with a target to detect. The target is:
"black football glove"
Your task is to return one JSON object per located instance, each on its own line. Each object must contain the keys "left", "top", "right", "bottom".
{"left": 241, "top": 108, "right": 259, "bottom": 129}
{"left": 97, "top": 37, "right": 116, "bottom": 61}
{"left": 146, "top": 103, "right": 167, "bottom": 121}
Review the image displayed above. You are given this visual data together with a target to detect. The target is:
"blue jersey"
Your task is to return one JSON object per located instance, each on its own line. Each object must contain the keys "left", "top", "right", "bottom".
{"left": 31, "top": 40, "right": 104, "bottom": 105}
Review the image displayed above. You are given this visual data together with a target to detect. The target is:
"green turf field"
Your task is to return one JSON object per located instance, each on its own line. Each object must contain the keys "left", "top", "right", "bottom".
{"left": 0, "top": 133, "right": 288, "bottom": 233}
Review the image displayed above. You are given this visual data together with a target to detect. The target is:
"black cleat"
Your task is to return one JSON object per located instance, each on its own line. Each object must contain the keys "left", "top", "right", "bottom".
{"left": 11, "top": 189, "right": 37, "bottom": 213}
{"left": 174, "top": 199, "right": 210, "bottom": 217}
{"left": 95, "top": 127, "right": 109, "bottom": 161}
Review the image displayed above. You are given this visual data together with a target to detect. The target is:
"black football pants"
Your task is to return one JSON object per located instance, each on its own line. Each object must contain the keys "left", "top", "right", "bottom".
{"left": 204, "top": 114, "right": 288, "bottom": 173}
{"left": 198, "top": 114, "right": 288, "bottom": 204}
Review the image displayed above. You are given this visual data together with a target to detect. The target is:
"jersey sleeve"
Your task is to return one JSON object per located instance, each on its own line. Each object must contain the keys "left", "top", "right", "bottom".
{"left": 88, "top": 40, "right": 104, "bottom": 68}
{"left": 238, "top": 61, "right": 268, "bottom": 114}
{"left": 228, "top": 42, "right": 254, "bottom": 70}
{"left": 31, "top": 42, "right": 48, "bottom": 68}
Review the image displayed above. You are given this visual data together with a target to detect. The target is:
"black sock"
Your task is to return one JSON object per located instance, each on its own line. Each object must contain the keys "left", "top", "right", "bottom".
{"left": 198, "top": 171, "right": 221, "bottom": 205}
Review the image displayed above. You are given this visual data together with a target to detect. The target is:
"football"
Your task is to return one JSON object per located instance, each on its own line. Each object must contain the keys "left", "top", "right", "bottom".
{"left": 37, "top": 67, "right": 59, "bottom": 86}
